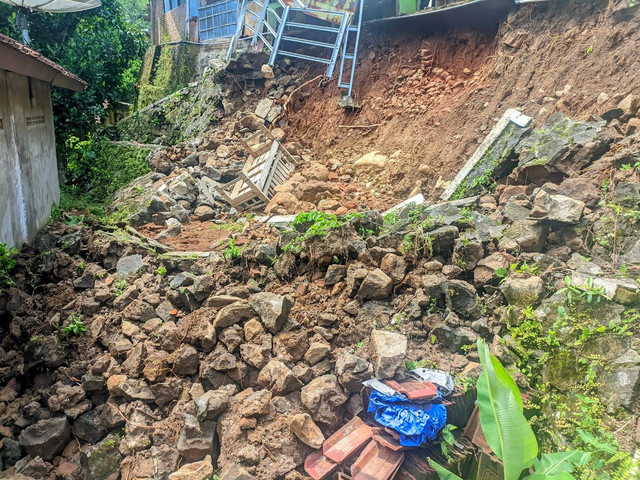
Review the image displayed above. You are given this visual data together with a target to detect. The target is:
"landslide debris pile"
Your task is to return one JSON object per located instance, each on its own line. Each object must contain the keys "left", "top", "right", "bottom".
{"left": 1, "top": 99, "right": 640, "bottom": 480}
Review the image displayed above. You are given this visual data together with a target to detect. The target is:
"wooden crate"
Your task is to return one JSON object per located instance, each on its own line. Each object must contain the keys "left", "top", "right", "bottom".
{"left": 215, "top": 125, "right": 297, "bottom": 212}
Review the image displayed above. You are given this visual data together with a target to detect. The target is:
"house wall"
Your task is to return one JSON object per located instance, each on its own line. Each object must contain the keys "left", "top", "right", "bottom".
{"left": 0, "top": 69, "right": 59, "bottom": 249}
{"left": 159, "top": 3, "right": 187, "bottom": 42}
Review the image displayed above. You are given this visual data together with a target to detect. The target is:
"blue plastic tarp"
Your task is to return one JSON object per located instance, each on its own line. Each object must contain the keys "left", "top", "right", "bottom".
{"left": 367, "top": 390, "right": 447, "bottom": 447}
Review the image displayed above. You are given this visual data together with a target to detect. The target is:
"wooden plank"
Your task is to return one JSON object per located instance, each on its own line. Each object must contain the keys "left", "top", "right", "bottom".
{"left": 256, "top": 140, "right": 280, "bottom": 190}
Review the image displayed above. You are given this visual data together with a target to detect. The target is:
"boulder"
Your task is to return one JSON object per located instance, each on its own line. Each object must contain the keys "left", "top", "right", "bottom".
{"left": 177, "top": 414, "right": 216, "bottom": 462}
{"left": 529, "top": 190, "right": 585, "bottom": 224}
{"left": 501, "top": 276, "right": 545, "bottom": 307}
{"left": 250, "top": 292, "right": 294, "bottom": 333}
{"left": 258, "top": 359, "right": 303, "bottom": 395}
{"left": 18, "top": 417, "right": 70, "bottom": 461}
{"left": 380, "top": 253, "right": 407, "bottom": 284}
{"left": 173, "top": 345, "right": 200, "bottom": 375}
{"left": 241, "top": 389, "right": 272, "bottom": 417}
{"left": 432, "top": 325, "right": 478, "bottom": 352}
{"left": 300, "top": 375, "right": 348, "bottom": 426}
{"left": 356, "top": 269, "right": 393, "bottom": 301}
{"left": 353, "top": 151, "right": 389, "bottom": 169}
{"left": 288, "top": 413, "right": 325, "bottom": 449}
{"left": 80, "top": 434, "right": 122, "bottom": 480}
{"left": 452, "top": 241, "right": 484, "bottom": 271}
{"left": 474, "top": 251, "right": 515, "bottom": 286}
{"left": 214, "top": 302, "right": 255, "bottom": 328}
{"left": 335, "top": 352, "right": 374, "bottom": 392}
{"left": 598, "top": 350, "right": 640, "bottom": 410}
{"left": 195, "top": 389, "right": 230, "bottom": 421}
{"left": 571, "top": 272, "right": 640, "bottom": 305}
{"left": 208, "top": 344, "right": 237, "bottom": 372}
{"left": 513, "top": 113, "right": 607, "bottom": 185}
{"left": 445, "top": 280, "right": 480, "bottom": 318}
{"left": 304, "top": 342, "right": 331, "bottom": 365}
{"left": 72, "top": 409, "right": 107, "bottom": 444}
{"left": 499, "top": 220, "right": 546, "bottom": 252}
{"left": 168, "top": 455, "right": 214, "bottom": 480}
{"left": 325, "top": 265, "right": 347, "bottom": 286}
{"left": 116, "top": 255, "right": 144, "bottom": 279}
{"left": 613, "top": 182, "right": 640, "bottom": 208}
{"left": 560, "top": 178, "right": 601, "bottom": 207}
{"left": 370, "top": 330, "right": 407, "bottom": 379}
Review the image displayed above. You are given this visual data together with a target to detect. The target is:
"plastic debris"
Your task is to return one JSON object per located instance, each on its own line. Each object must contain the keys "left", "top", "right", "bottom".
{"left": 408, "top": 368, "right": 455, "bottom": 396}
{"left": 367, "top": 390, "right": 447, "bottom": 447}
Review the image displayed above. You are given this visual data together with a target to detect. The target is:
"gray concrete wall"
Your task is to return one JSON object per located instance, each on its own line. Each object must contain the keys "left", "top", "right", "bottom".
{"left": 0, "top": 69, "right": 60, "bottom": 250}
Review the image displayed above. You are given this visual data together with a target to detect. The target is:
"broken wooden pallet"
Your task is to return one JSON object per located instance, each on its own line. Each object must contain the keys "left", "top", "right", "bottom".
{"left": 215, "top": 124, "right": 297, "bottom": 212}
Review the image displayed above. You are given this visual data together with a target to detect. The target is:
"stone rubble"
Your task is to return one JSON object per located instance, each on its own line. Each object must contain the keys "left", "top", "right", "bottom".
{"left": 0, "top": 100, "right": 639, "bottom": 480}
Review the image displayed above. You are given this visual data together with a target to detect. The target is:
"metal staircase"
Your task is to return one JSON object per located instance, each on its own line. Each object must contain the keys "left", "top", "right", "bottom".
{"left": 227, "top": 0, "right": 364, "bottom": 98}
{"left": 268, "top": 6, "right": 351, "bottom": 78}
{"left": 337, "top": 0, "right": 364, "bottom": 97}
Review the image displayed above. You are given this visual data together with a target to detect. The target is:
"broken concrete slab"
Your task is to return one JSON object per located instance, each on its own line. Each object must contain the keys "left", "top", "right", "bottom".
{"left": 441, "top": 109, "right": 533, "bottom": 201}
{"left": 571, "top": 272, "right": 640, "bottom": 305}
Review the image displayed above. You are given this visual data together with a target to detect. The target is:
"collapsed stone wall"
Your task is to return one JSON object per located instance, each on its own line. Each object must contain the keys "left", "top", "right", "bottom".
{"left": 1, "top": 98, "right": 639, "bottom": 479}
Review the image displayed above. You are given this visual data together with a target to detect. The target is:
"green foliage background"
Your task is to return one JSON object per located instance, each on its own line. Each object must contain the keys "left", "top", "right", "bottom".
{"left": 63, "top": 135, "right": 151, "bottom": 204}
{"left": 0, "top": 0, "right": 148, "bottom": 138}
{"left": 0, "top": 0, "right": 150, "bottom": 204}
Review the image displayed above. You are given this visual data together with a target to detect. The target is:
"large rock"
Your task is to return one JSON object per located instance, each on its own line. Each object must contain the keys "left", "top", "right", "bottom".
{"left": 560, "top": 178, "right": 601, "bottom": 207}
{"left": 452, "top": 241, "right": 484, "bottom": 271}
{"left": 370, "top": 330, "right": 407, "bottom": 379}
{"left": 445, "top": 280, "right": 480, "bottom": 318}
{"left": 168, "top": 455, "right": 214, "bottom": 480}
{"left": 304, "top": 342, "right": 330, "bottom": 365}
{"left": 597, "top": 349, "right": 640, "bottom": 410}
{"left": 353, "top": 151, "right": 389, "bottom": 169}
{"left": 335, "top": 352, "right": 374, "bottom": 392}
{"left": 258, "top": 359, "right": 303, "bottom": 395}
{"left": 571, "top": 272, "right": 640, "bottom": 305}
{"left": 18, "top": 417, "right": 70, "bottom": 461}
{"left": 529, "top": 190, "right": 585, "bottom": 224}
{"left": 249, "top": 293, "right": 294, "bottom": 333}
{"left": 80, "top": 434, "right": 122, "bottom": 480}
{"left": 501, "top": 276, "right": 545, "bottom": 307}
{"left": 240, "top": 389, "right": 272, "bottom": 417}
{"left": 288, "top": 413, "right": 325, "bottom": 449}
{"left": 474, "top": 251, "right": 515, "bottom": 286}
{"left": 499, "top": 220, "right": 546, "bottom": 252}
{"left": 177, "top": 414, "right": 216, "bottom": 462}
{"left": 513, "top": 113, "right": 607, "bottom": 185}
{"left": 116, "top": 254, "right": 144, "bottom": 279}
{"left": 195, "top": 389, "right": 230, "bottom": 421}
{"left": 613, "top": 182, "right": 640, "bottom": 207}
{"left": 213, "top": 302, "right": 255, "bottom": 328}
{"left": 300, "top": 375, "right": 348, "bottom": 426}
{"left": 380, "top": 253, "right": 407, "bottom": 284}
{"left": 356, "top": 269, "right": 393, "bottom": 301}
{"left": 432, "top": 324, "right": 478, "bottom": 352}
{"left": 325, "top": 264, "right": 347, "bottom": 286}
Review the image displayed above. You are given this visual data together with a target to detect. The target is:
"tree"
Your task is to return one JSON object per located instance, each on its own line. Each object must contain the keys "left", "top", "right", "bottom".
{"left": 0, "top": 0, "right": 148, "bottom": 139}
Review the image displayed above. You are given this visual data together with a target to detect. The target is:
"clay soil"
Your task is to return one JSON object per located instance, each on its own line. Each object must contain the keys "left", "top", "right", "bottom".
{"left": 136, "top": 220, "right": 233, "bottom": 252}
{"left": 283, "top": 0, "right": 640, "bottom": 200}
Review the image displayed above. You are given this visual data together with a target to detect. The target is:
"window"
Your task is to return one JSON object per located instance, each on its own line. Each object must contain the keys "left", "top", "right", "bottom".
{"left": 198, "top": 0, "right": 238, "bottom": 41}
{"left": 165, "top": 0, "right": 185, "bottom": 12}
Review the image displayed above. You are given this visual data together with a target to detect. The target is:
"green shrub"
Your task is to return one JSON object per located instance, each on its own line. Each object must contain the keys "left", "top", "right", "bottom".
{"left": 62, "top": 134, "right": 151, "bottom": 204}
{"left": 0, "top": 243, "right": 18, "bottom": 293}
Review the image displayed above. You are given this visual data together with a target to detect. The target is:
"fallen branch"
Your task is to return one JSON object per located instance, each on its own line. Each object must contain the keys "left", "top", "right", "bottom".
{"left": 338, "top": 123, "right": 382, "bottom": 129}
{"left": 107, "top": 402, "right": 159, "bottom": 430}
{"left": 271, "top": 75, "right": 324, "bottom": 126}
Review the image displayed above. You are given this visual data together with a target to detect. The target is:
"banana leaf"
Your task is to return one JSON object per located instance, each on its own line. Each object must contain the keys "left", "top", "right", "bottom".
{"left": 428, "top": 459, "right": 463, "bottom": 480}
{"left": 527, "top": 451, "right": 591, "bottom": 480}
{"left": 476, "top": 338, "right": 538, "bottom": 480}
